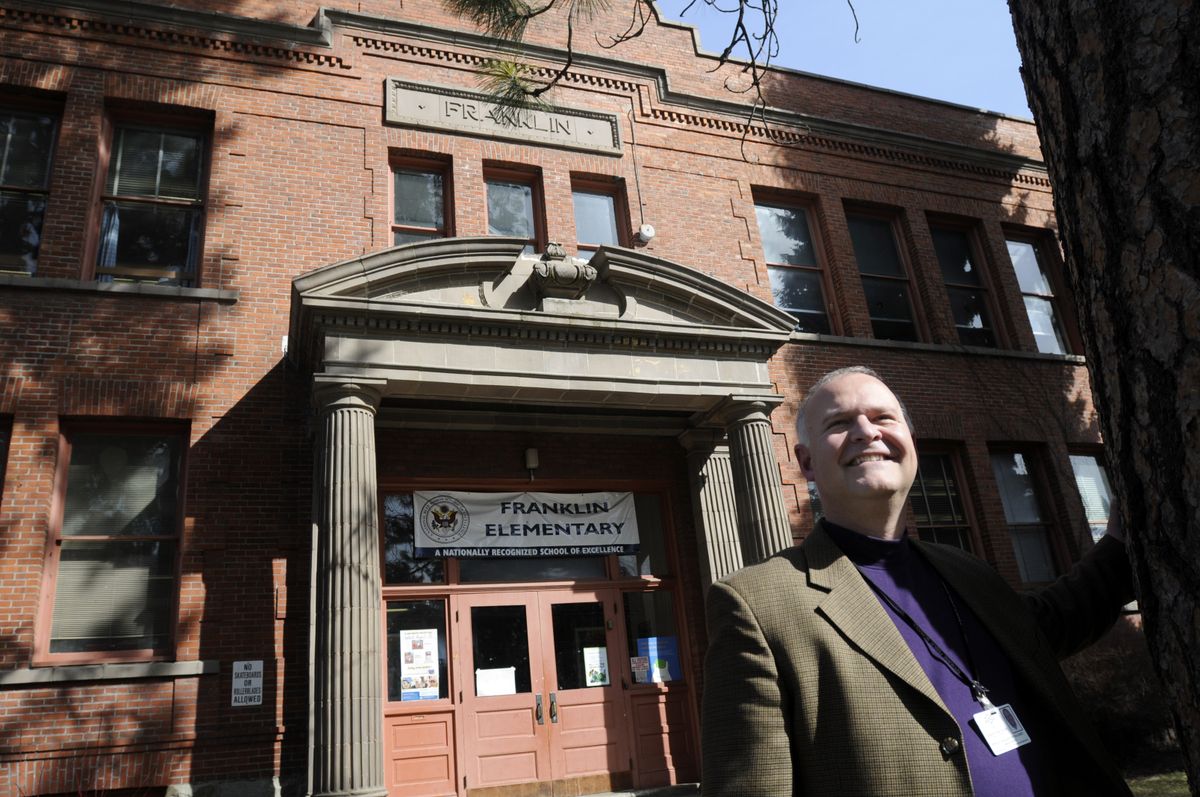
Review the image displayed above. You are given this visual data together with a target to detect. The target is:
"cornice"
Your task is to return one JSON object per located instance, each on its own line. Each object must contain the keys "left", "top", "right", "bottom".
{"left": 0, "top": 0, "right": 346, "bottom": 69}
{"left": 4, "top": 1, "right": 1048, "bottom": 183}
{"left": 323, "top": 8, "right": 1048, "bottom": 183}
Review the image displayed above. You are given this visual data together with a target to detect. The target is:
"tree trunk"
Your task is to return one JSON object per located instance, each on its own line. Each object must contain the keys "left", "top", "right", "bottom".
{"left": 1007, "top": 0, "right": 1200, "bottom": 790}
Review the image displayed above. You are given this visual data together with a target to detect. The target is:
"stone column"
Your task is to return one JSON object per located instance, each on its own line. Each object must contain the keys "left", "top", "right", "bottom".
{"left": 309, "top": 379, "right": 388, "bottom": 797}
{"left": 720, "top": 398, "right": 793, "bottom": 566}
{"left": 680, "top": 428, "right": 743, "bottom": 587}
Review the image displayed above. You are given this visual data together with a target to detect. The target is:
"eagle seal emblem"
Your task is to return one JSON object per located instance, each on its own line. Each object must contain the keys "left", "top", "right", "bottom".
{"left": 419, "top": 494, "right": 470, "bottom": 544}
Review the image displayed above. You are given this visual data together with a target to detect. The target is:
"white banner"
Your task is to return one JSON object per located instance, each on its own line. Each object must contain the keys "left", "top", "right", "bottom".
{"left": 414, "top": 491, "right": 640, "bottom": 558}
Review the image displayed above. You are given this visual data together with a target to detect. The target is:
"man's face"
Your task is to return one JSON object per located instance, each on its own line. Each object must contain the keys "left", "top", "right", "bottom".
{"left": 795, "top": 373, "right": 917, "bottom": 512}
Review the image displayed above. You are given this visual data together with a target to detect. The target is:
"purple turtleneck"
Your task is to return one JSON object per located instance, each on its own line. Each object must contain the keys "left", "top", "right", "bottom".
{"left": 823, "top": 520, "right": 1054, "bottom": 797}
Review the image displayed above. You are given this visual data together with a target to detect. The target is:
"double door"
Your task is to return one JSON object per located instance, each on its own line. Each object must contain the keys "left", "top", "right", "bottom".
{"left": 456, "top": 589, "right": 627, "bottom": 793}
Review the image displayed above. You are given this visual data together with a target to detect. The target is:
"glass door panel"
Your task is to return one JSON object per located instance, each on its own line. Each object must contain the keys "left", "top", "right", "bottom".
{"left": 457, "top": 594, "right": 549, "bottom": 791}
{"left": 550, "top": 602, "right": 609, "bottom": 690}
{"left": 471, "top": 604, "right": 533, "bottom": 695}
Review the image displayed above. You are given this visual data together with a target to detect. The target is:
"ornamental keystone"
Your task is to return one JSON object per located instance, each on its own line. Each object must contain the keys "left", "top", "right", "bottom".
{"left": 529, "top": 242, "right": 598, "bottom": 300}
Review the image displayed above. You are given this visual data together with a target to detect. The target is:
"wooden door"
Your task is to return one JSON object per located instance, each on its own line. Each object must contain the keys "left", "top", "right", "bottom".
{"left": 456, "top": 593, "right": 550, "bottom": 791}
{"left": 538, "top": 590, "right": 628, "bottom": 786}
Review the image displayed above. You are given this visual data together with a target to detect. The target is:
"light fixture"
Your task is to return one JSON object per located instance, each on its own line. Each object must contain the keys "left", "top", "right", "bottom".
{"left": 524, "top": 448, "right": 539, "bottom": 481}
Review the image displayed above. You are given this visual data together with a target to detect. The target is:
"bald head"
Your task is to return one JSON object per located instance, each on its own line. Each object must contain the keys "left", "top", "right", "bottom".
{"left": 796, "top": 366, "right": 914, "bottom": 446}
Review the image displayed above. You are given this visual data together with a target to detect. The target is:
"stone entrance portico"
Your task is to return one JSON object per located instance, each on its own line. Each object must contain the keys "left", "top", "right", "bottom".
{"left": 288, "top": 238, "right": 797, "bottom": 797}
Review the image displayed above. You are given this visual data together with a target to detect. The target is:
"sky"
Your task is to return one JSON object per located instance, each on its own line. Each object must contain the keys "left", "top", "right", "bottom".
{"left": 654, "top": 0, "right": 1032, "bottom": 119}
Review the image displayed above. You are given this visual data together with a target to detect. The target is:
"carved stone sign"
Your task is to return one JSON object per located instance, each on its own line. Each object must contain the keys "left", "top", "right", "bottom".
{"left": 385, "top": 79, "right": 622, "bottom": 155}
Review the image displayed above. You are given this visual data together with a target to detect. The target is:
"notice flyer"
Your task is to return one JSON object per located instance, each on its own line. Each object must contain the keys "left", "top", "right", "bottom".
{"left": 583, "top": 646, "right": 610, "bottom": 687}
{"left": 399, "top": 628, "right": 439, "bottom": 701}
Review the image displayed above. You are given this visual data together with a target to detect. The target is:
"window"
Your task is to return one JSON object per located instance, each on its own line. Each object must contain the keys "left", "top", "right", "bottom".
{"left": 392, "top": 161, "right": 449, "bottom": 245}
{"left": 1069, "top": 453, "right": 1112, "bottom": 543}
{"left": 910, "top": 453, "right": 973, "bottom": 551}
{"left": 42, "top": 428, "right": 185, "bottom": 659}
{"left": 386, "top": 599, "right": 449, "bottom": 701}
{"left": 98, "top": 124, "right": 206, "bottom": 286}
{"left": 846, "top": 211, "right": 920, "bottom": 341}
{"left": 931, "top": 225, "right": 998, "bottom": 347}
{"left": 572, "top": 180, "right": 625, "bottom": 260}
{"left": 486, "top": 169, "right": 542, "bottom": 254}
{"left": 1006, "top": 237, "right": 1070, "bottom": 355}
{"left": 623, "top": 591, "right": 682, "bottom": 683}
{"left": 755, "top": 201, "right": 832, "bottom": 334}
{"left": 0, "top": 108, "right": 57, "bottom": 275}
{"left": 990, "top": 451, "right": 1056, "bottom": 582}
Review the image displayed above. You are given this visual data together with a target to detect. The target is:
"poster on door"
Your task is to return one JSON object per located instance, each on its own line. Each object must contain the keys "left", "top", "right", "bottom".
{"left": 583, "top": 646, "right": 610, "bottom": 687}
{"left": 399, "top": 628, "right": 439, "bottom": 701}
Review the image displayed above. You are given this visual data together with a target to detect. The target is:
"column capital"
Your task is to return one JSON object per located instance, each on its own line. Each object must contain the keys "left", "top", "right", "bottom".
{"left": 678, "top": 426, "right": 725, "bottom": 454}
{"left": 312, "top": 377, "right": 386, "bottom": 415}
{"left": 713, "top": 394, "right": 784, "bottom": 428}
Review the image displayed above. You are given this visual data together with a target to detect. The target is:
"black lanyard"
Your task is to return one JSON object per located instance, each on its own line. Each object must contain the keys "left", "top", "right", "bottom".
{"left": 862, "top": 573, "right": 992, "bottom": 706}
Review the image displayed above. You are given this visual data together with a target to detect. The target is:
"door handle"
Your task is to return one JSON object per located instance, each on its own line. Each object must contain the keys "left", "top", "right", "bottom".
{"left": 549, "top": 692, "right": 558, "bottom": 724}
{"left": 535, "top": 694, "right": 544, "bottom": 725}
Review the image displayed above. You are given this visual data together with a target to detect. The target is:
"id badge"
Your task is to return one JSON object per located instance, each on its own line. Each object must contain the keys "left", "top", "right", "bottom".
{"left": 972, "top": 703, "right": 1031, "bottom": 756}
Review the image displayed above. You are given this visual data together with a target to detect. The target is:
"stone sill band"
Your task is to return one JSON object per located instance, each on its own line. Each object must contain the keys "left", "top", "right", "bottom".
{"left": 0, "top": 659, "right": 219, "bottom": 686}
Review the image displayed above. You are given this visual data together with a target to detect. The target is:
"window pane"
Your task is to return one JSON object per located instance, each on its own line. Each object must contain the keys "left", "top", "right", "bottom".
{"left": 108, "top": 129, "right": 162, "bottom": 196}
{"left": 756, "top": 204, "right": 816, "bottom": 266}
{"left": 573, "top": 190, "right": 619, "bottom": 247}
{"left": 1011, "top": 525, "right": 1056, "bottom": 582}
{"left": 1, "top": 112, "right": 56, "bottom": 189}
{"left": 931, "top": 228, "right": 983, "bottom": 286}
{"left": 1006, "top": 240, "right": 1052, "bottom": 295}
{"left": 920, "top": 527, "right": 973, "bottom": 550}
{"left": 472, "top": 605, "right": 532, "bottom": 695}
{"left": 861, "top": 277, "right": 917, "bottom": 341}
{"left": 394, "top": 169, "right": 444, "bottom": 231}
{"left": 624, "top": 592, "right": 682, "bottom": 683}
{"left": 0, "top": 191, "right": 44, "bottom": 273}
{"left": 946, "top": 286, "right": 996, "bottom": 347}
{"left": 551, "top": 602, "right": 608, "bottom": 690}
{"left": 848, "top": 215, "right": 905, "bottom": 277}
{"left": 107, "top": 129, "right": 202, "bottom": 200}
{"left": 394, "top": 230, "right": 439, "bottom": 246}
{"left": 49, "top": 539, "right": 174, "bottom": 652}
{"left": 157, "top": 133, "right": 202, "bottom": 199}
{"left": 1023, "top": 296, "right": 1067, "bottom": 355}
{"left": 618, "top": 494, "right": 669, "bottom": 577}
{"left": 487, "top": 180, "right": 535, "bottom": 239}
{"left": 912, "top": 454, "right": 966, "bottom": 525}
{"left": 387, "top": 599, "right": 448, "bottom": 701}
{"left": 768, "top": 266, "right": 830, "bottom": 334}
{"left": 62, "top": 435, "right": 181, "bottom": 537}
{"left": 1070, "top": 454, "right": 1112, "bottom": 542}
{"left": 991, "top": 452, "right": 1042, "bottom": 524}
{"left": 97, "top": 201, "right": 199, "bottom": 281}
{"left": 912, "top": 454, "right": 971, "bottom": 552}
{"left": 383, "top": 494, "right": 444, "bottom": 584}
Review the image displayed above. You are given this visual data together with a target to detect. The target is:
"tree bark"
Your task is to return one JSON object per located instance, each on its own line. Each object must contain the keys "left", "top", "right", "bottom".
{"left": 1007, "top": 0, "right": 1200, "bottom": 790}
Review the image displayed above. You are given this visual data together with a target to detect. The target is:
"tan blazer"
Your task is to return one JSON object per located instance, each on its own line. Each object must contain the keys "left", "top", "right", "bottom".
{"left": 701, "top": 526, "right": 1133, "bottom": 797}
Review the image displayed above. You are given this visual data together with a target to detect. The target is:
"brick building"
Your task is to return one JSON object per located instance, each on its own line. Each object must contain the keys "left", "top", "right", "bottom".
{"left": 0, "top": 2, "right": 1117, "bottom": 796}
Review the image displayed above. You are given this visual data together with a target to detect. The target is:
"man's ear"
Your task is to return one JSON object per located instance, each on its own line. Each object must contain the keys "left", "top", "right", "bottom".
{"left": 795, "top": 443, "right": 816, "bottom": 481}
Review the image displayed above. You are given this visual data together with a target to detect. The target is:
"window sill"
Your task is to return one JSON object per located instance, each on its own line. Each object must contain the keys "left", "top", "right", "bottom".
{"left": 0, "top": 659, "right": 218, "bottom": 686}
{"left": 786, "top": 330, "right": 1086, "bottom": 364}
{"left": 0, "top": 273, "right": 238, "bottom": 304}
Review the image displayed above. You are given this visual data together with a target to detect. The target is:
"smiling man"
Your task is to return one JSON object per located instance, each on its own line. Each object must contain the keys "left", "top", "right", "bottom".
{"left": 701, "top": 366, "right": 1134, "bottom": 797}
